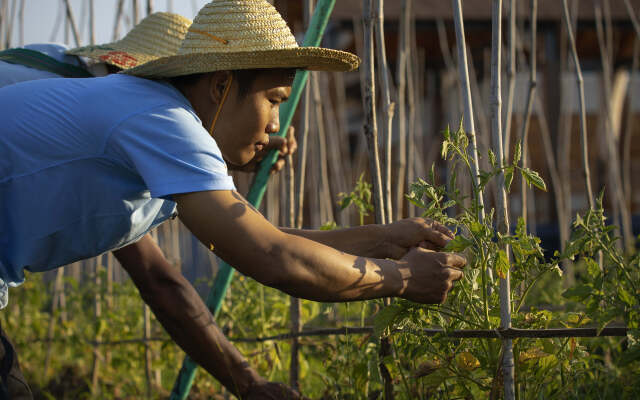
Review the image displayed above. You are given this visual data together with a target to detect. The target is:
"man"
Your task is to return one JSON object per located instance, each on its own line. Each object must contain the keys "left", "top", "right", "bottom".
{"left": 0, "top": 1, "right": 465, "bottom": 398}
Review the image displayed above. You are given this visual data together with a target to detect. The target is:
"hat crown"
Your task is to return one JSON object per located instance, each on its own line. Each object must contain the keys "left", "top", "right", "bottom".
{"left": 178, "top": 0, "right": 298, "bottom": 55}
{"left": 120, "top": 12, "right": 192, "bottom": 57}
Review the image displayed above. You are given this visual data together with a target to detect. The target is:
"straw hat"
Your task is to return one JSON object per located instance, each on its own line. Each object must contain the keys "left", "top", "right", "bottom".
{"left": 124, "top": 0, "right": 360, "bottom": 78}
{"left": 66, "top": 12, "right": 192, "bottom": 69}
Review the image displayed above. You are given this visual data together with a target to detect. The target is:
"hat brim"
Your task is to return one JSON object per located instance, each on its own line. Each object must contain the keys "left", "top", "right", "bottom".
{"left": 67, "top": 44, "right": 156, "bottom": 69}
{"left": 123, "top": 47, "right": 360, "bottom": 78}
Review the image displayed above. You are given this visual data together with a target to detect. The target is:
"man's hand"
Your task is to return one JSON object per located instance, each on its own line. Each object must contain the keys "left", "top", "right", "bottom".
{"left": 244, "top": 379, "right": 308, "bottom": 400}
{"left": 229, "top": 126, "right": 297, "bottom": 173}
{"left": 397, "top": 247, "right": 466, "bottom": 304}
{"left": 381, "top": 217, "right": 455, "bottom": 259}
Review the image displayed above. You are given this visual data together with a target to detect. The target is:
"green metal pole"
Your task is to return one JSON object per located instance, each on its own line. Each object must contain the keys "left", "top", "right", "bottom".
{"left": 170, "top": 1, "right": 336, "bottom": 398}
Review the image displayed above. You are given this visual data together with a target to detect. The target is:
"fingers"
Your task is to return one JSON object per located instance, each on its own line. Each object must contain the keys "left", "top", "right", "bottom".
{"left": 421, "top": 224, "right": 453, "bottom": 248}
{"left": 286, "top": 126, "right": 297, "bottom": 155}
{"left": 430, "top": 220, "right": 454, "bottom": 239}
{"left": 418, "top": 240, "right": 439, "bottom": 251}
{"left": 434, "top": 251, "right": 467, "bottom": 269}
{"left": 267, "top": 135, "right": 286, "bottom": 152}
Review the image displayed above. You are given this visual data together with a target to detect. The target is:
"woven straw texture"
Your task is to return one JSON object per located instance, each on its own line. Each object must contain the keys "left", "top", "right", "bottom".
{"left": 67, "top": 12, "right": 192, "bottom": 69}
{"left": 125, "top": 0, "right": 360, "bottom": 77}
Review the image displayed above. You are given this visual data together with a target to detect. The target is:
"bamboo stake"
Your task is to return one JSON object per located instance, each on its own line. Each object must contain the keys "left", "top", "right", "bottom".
{"left": 43, "top": 266, "right": 67, "bottom": 378}
{"left": 452, "top": 0, "right": 486, "bottom": 223}
{"left": 0, "top": 0, "right": 5, "bottom": 50}
{"left": 406, "top": 8, "right": 417, "bottom": 218}
{"left": 519, "top": 0, "right": 537, "bottom": 227}
{"left": 362, "top": 0, "right": 386, "bottom": 225}
{"left": 311, "top": 72, "right": 334, "bottom": 223}
{"left": 89, "top": 0, "right": 95, "bottom": 45}
{"left": 113, "top": 0, "right": 125, "bottom": 41}
{"left": 133, "top": 0, "right": 139, "bottom": 25}
{"left": 624, "top": 0, "right": 640, "bottom": 38}
{"left": 286, "top": 147, "right": 301, "bottom": 389}
{"left": 18, "top": 0, "right": 24, "bottom": 46}
{"left": 374, "top": 0, "right": 395, "bottom": 223}
{"left": 91, "top": 258, "right": 103, "bottom": 395}
{"left": 503, "top": 0, "right": 517, "bottom": 159}
{"left": 594, "top": 1, "right": 634, "bottom": 252}
{"left": 3, "top": 0, "right": 17, "bottom": 49}
{"left": 295, "top": 83, "right": 311, "bottom": 229}
{"left": 561, "top": 0, "right": 595, "bottom": 210}
{"left": 62, "top": 0, "right": 81, "bottom": 47}
{"left": 147, "top": 0, "right": 153, "bottom": 15}
{"left": 490, "top": 1, "right": 515, "bottom": 398}
{"left": 623, "top": 40, "right": 638, "bottom": 214}
{"left": 394, "top": 0, "right": 409, "bottom": 222}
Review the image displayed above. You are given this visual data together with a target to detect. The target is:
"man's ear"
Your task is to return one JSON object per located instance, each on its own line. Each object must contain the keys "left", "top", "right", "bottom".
{"left": 208, "top": 70, "right": 233, "bottom": 104}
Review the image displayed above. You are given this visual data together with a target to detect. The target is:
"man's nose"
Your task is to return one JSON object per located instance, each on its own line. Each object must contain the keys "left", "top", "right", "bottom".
{"left": 266, "top": 119, "right": 279, "bottom": 134}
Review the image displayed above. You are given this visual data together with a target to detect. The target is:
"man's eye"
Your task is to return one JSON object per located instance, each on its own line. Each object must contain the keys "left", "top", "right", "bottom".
{"left": 269, "top": 98, "right": 279, "bottom": 105}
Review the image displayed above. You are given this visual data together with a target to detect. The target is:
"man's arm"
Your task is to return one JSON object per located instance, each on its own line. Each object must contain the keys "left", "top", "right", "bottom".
{"left": 113, "top": 235, "right": 302, "bottom": 398}
{"left": 174, "top": 190, "right": 465, "bottom": 304}
{"left": 280, "top": 217, "right": 454, "bottom": 260}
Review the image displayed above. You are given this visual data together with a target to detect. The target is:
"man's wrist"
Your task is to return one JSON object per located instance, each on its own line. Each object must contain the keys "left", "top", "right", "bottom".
{"left": 378, "top": 258, "right": 408, "bottom": 298}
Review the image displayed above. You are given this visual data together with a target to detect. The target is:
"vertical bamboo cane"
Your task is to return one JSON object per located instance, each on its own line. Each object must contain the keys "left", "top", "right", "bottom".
{"left": 3, "top": 0, "right": 16, "bottom": 49}
{"left": 504, "top": 0, "right": 516, "bottom": 159}
{"left": 490, "top": 2, "right": 515, "bottom": 398}
{"left": 394, "top": 0, "right": 410, "bottom": 222}
{"left": 406, "top": 11, "right": 417, "bottom": 218}
{"left": 452, "top": 0, "right": 486, "bottom": 223}
{"left": 594, "top": 1, "right": 634, "bottom": 252}
{"left": 561, "top": 0, "right": 595, "bottom": 210}
{"left": 113, "top": 0, "right": 125, "bottom": 41}
{"left": 286, "top": 146, "right": 301, "bottom": 389}
{"left": 374, "top": 0, "right": 395, "bottom": 223}
{"left": 362, "top": 0, "right": 386, "bottom": 226}
{"left": 133, "top": 0, "right": 140, "bottom": 25}
{"left": 519, "top": 0, "right": 537, "bottom": 227}
{"left": 18, "top": 0, "right": 24, "bottom": 46}
{"left": 295, "top": 82, "right": 311, "bottom": 229}
{"left": 62, "top": 0, "right": 81, "bottom": 47}
{"left": 312, "top": 72, "right": 334, "bottom": 223}
{"left": 147, "top": 0, "right": 153, "bottom": 15}
{"left": 89, "top": 0, "right": 95, "bottom": 45}
{"left": 623, "top": 40, "right": 638, "bottom": 214}
{"left": 91, "top": 258, "right": 103, "bottom": 394}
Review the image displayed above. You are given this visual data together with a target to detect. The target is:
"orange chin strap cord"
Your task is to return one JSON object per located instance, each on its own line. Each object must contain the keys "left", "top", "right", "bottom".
{"left": 208, "top": 73, "right": 233, "bottom": 137}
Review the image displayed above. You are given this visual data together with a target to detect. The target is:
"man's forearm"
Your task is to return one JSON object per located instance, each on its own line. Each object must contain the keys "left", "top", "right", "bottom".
{"left": 280, "top": 225, "right": 388, "bottom": 259}
{"left": 113, "top": 235, "right": 261, "bottom": 397}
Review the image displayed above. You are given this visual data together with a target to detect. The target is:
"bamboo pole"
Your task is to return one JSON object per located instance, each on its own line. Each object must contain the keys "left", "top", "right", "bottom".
{"left": 594, "top": 2, "right": 634, "bottom": 252}
{"left": 394, "top": 0, "right": 410, "bottom": 222}
{"left": 133, "top": 0, "right": 140, "bottom": 25}
{"left": 406, "top": 8, "right": 417, "bottom": 218}
{"left": 113, "top": 0, "right": 125, "bottom": 41}
{"left": 362, "top": 0, "right": 386, "bottom": 226}
{"left": 312, "top": 72, "right": 334, "bottom": 223}
{"left": 623, "top": 40, "right": 638, "bottom": 215}
{"left": 89, "top": 0, "right": 95, "bottom": 45}
{"left": 490, "top": 1, "right": 515, "bottom": 398}
{"left": 503, "top": 0, "right": 517, "bottom": 159}
{"left": 147, "top": 0, "right": 153, "bottom": 16}
{"left": 18, "top": 0, "right": 24, "bottom": 46}
{"left": 0, "top": 0, "right": 5, "bottom": 50}
{"left": 519, "top": 0, "right": 538, "bottom": 227}
{"left": 3, "top": 0, "right": 17, "bottom": 49}
{"left": 452, "top": 0, "right": 486, "bottom": 223}
{"left": 286, "top": 147, "right": 301, "bottom": 389}
{"left": 295, "top": 83, "right": 311, "bottom": 229}
{"left": 62, "top": 0, "right": 81, "bottom": 47}
{"left": 624, "top": 0, "right": 640, "bottom": 38}
{"left": 91, "top": 258, "right": 103, "bottom": 395}
{"left": 561, "top": 0, "right": 595, "bottom": 210}
{"left": 374, "top": 0, "right": 395, "bottom": 223}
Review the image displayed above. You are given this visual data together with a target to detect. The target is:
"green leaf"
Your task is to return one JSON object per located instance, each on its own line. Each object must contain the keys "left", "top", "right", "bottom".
{"left": 488, "top": 149, "right": 497, "bottom": 169}
{"left": 513, "top": 142, "right": 521, "bottom": 166}
{"left": 520, "top": 167, "right": 547, "bottom": 191}
{"left": 495, "top": 250, "right": 510, "bottom": 279}
{"left": 585, "top": 257, "right": 600, "bottom": 278}
{"left": 619, "top": 287, "right": 636, "bottom": 307}
{"left": 504, "top": 167, "right": 514, "bottom": 192}
{"left": 444, "top": 235, "right": 473, "bottom": 252}
{"left": 562, "top": 284, "right": 592, "bottom": 301}
{"left": 373, "top": 305, "right": 403, "bottom": 338}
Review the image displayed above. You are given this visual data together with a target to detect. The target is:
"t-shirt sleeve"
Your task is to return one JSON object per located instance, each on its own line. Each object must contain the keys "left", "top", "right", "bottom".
{"left": 107, "top": 105, "right": 236, "bottom": 198}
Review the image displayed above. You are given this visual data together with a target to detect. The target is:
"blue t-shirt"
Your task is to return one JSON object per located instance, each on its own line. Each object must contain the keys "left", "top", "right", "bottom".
{"left": 0, "top": 43, "right": 86, "bottom": 87}
{"left": 0, "top": 74, "right": 235, "bottom": 306}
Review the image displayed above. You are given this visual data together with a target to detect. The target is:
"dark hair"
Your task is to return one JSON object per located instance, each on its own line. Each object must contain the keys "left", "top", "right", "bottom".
{"left": 167, "top": 68, "right": 296, "bottom": 98}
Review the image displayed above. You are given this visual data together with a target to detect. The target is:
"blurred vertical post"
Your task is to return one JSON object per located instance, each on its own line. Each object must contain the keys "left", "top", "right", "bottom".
{"left": 561, "top": 0, "right": 595, "bottom": 211}
{"left": 519, "top": 0, "right": 537, "bottom": 227}
{"left": 91, "top": 258, "right": 103, "bottom": 394}
{"left": 133, "top": 0, "right": 140, "bottom": 25}
{"left": 361, "top": 0, "right": 386, "bottom": 226}
{"left": 147, "top": 0, "right": 154, "bottom": 16}
{"left": 452, "top": 0, "right": 485, "bottom": 223}
{"left": 89, "top": 0, "right": 95, "bottom": 45}
{"left": 490, "top": 1, "right": 515, "bottom": 398}
{"left": 374, "top": 0, "right": 395, "bottom": 222}
{"left": 113, "top": 0, "right": 125, "bottom": 41}
{"left": 503, "top": 0, "right": 516, "bottom": 158}
{"left": 62, "top": 0, "right": 81, "bottom": 47}
{"left": 394, "top": 0, "right": 409, "bottom": 222}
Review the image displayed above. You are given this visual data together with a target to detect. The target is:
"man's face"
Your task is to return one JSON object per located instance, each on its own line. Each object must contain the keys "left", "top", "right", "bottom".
{"left": 213, "top": 70, "right": 293, "bottom": 167}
